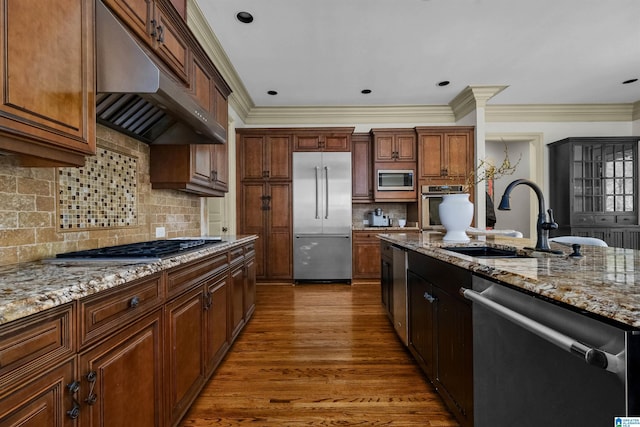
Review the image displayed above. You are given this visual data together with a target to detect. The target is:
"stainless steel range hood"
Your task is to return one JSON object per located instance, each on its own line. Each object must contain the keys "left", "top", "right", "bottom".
{"left": 95, "top": 0, "right": 226, "bottom": 145}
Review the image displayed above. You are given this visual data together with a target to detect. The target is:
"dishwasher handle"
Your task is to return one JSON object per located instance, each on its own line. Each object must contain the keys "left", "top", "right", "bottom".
{"left": 461, "top": 286, "right": 620, "bottom": 374}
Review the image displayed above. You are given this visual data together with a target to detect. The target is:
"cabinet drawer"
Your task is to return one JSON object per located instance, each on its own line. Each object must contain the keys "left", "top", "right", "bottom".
{"left": 594, "top": 215, "right": 616, "bottom": 225}
{"left": 572, "top": 215, "right": 594, "bottom": 225}
{"left": 229, "top": 246, "right": 244, "bottom": 266}
{"left": 166, "top": 253, "right": 229, "bottom": 297}
{"left": 0, "top": 303, "right": 74, "bottom": 392}
{"left": 79, "top": 274, "right": 163, "bottom": 348}
{"left": 243, "top": 242, "right": 256, "bottom": 257}
{"left": 616, "top": 215, "right": 637, "bottom": 225}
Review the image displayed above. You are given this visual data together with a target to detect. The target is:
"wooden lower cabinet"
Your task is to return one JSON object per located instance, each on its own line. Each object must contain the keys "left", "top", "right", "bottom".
{"left": 165, "top": 286, "right": 206, "bottom": 426}
{"left": 78, "top": 309, "right": 164, "bottom": 427}
{"left": 0, "top": 241, "right": 257, "bottom": 427}
{"left": 0, "top": 358, "right": 77, "bottom": 427}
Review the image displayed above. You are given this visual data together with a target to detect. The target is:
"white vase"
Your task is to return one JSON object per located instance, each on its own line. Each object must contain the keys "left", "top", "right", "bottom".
{"left": 439, "top": 193, "right": 474, "bottom": 242}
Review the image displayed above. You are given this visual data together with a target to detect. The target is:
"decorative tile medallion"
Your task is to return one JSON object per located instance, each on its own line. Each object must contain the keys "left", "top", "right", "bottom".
{"left": 58, "top": 147, "right": 138, "bottom": 229}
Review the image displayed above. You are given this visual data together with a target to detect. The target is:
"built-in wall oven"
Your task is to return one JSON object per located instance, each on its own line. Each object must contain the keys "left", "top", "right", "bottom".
{"left": 421, "top": 184, "right": 464, "bottom": 228}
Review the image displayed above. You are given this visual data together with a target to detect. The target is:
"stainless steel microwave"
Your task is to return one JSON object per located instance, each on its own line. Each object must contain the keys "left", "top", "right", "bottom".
{"left": 376, "top": 169, "right": 414, "bottom": 191}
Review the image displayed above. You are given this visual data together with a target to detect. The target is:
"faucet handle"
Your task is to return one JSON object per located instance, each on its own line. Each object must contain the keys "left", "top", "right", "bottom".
{"left": 542, "top": 208, "right": 559, "bottom": 230}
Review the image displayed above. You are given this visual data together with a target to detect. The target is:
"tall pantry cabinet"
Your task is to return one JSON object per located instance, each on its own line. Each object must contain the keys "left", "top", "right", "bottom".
{"left": 236, "top": 130, "right": 293, "bottom": 281}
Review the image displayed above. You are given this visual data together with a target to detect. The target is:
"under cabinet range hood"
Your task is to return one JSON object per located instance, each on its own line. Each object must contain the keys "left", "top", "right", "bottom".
{"left": 95, "top": 0, "right": 226, "bottom": 145}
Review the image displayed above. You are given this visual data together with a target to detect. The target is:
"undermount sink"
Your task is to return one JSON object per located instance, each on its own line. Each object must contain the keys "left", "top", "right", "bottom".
{"left": 443, "top": 246, "right": 530, "bottom": 258}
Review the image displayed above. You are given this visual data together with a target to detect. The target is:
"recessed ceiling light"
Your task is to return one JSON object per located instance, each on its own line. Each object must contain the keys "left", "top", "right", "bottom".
{"left": 361, "top": 89, "right": 372, "bottom": 94}
{"left": 622, "top": 78, "right": 638, "bottom": 84}
{"left": 437, "top": 81, "right": 450, "bottom": 87}
{"left": 236, "top": 11, "right": 254, "bottom": 23}
{"left": 267, "top": 90, "right": 278, "bottom": 95}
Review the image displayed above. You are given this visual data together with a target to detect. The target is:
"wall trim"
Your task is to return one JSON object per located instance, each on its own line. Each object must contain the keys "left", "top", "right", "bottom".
{"left": 485, "top": 104, "right": 633, "bottom": 122}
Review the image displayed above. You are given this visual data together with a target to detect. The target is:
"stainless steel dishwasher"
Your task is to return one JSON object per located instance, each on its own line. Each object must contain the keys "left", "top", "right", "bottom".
{"left": 392, "top": 244, "right": 408, "bottom": 345}
{"left": 463, "top": 276, "right": 640, "bottom": 427}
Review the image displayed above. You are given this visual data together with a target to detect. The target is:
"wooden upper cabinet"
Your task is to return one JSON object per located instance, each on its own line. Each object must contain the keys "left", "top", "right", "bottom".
{"left": 103, "top": 0, "right": 189, "bottom": 82}
{"left": 352, "top": 132, "right": 373, "bottom": 202}
{"left": 150, "top": 144, "right": 227, "bottom": 196}
{"left": 237, "top": 131, "right": 292, "bottom": 181}
{"left": 417, "top": 127, "right": 474, "bottom": 182}
{"left": 372, "top": 129, "right": 417, "bottom": 162}
{"left": 0, "top": 0, "right": 96, "bottom": 167}
{"left": 168, "top": 0, "right": 185, "bottom": 20}
{"left": 293, "top": 128, "right": 354, "bottom": 152}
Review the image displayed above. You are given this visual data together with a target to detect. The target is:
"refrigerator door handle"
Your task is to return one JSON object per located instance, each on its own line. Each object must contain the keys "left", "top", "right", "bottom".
{"left": 315, "top": 166, "right": 320, "bottom": 219}
{"left": 324, "top": 166, "right": 329, "bottom": 219}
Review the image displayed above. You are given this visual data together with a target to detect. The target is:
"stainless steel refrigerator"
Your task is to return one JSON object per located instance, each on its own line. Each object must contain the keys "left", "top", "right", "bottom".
{"left": 293, "top": 152, "right": 352, "bottom": 282}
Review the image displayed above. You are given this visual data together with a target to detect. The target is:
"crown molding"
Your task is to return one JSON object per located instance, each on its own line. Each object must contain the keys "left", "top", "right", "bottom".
{"left": 243, "top": 105, "right": 456, "bottom": 126}
{"left": 449, "top": 85, "right": 509, "bottom": 121}
{"left": 186, "top": 0, "right": 254, "bottom": 119}
{"left": 485, "top": 104, "right": 634, "bottom": 122}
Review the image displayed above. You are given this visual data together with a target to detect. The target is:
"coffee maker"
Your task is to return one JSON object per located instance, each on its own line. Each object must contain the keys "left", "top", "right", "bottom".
{"left": 367, "top": 208, "right": 390, "bottom": 227}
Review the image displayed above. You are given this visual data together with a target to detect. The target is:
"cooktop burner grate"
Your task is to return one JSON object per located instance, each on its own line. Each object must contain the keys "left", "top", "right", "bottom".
{"left": 55, "top": 238, "right": 224, "bottom": 260}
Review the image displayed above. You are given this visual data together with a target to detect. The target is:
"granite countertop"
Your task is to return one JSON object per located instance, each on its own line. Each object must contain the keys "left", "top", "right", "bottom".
{"left": 379, "top": 231, "right": 640, "bottom": 329}
{"left": 0, "top": 235, "right": 257, "bottom": 326}
{"left": 353, "top": 226, "right": 420, "bottom": 231}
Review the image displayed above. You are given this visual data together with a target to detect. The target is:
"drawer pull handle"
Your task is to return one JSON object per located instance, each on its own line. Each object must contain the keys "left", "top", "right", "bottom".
{"left": 85, "top": 370, "right": 97, "bottom": 406}
{"left": 129, "top": 296, "right": 140, "bottom": 308}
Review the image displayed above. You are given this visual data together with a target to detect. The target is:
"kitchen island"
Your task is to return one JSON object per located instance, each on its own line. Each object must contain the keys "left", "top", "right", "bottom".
{"left": 380, "top": 231, "right": 640, "bottom": 427}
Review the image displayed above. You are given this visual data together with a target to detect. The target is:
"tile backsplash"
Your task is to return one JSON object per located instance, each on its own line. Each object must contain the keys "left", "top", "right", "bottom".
{"left": 58, "top": 146, "right": 138, "bottom": 230}
{"left": 0, "top": 125, "right": 203, "bottom": 266}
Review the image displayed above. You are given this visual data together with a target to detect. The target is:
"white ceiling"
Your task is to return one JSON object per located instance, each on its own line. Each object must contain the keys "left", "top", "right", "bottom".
{"left": 194, "top": 0, "right": 640, "bottom": 108}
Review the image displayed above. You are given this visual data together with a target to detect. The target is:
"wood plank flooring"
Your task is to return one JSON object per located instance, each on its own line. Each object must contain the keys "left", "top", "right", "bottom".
{"left": 179, "top": 281, "right": 460, "bottom": 426}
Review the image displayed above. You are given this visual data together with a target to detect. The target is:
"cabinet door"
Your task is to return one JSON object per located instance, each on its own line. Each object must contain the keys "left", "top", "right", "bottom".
{"left": 374, "top": 135, "right": 395, "bottom": 161}
{"left": 433, "top": 286, "right": 473, "bottom": 424}
{"left": 238, "top": 183, "right": 266, "bottom": 278}
{"left": 79, "top": 310, "right": 163, "bottom": 427}
{"left": 102, "top": 0, "right": 152, "bottom": 43}
{"left": 243, "top": 253, "right": 257, "bottom": 319}
{"left": 229, "top": 262, "right": 245, "bottom": 340}
{"left": 204, "top": 274, "right": 229, "bottom": 376}
{"left": 395, "top": 134, "right": 417, "bottom": 161}
{"left": 444, "top": 133, "right": 472, "bottom": 179}
{"left": 407, "top": 270, "right": 434, "bottom": 378}
{"left": 0, "top": 359, "right": 77, "bottom": 427}
{"left": 212, "top": 143, "right": 229, "bottom": 192}
{"left": 267, "top": 135, "right": 292, "bottom": 180}
{"left": 324, "top": 134, "right": 351, "bottom": 151}
{"left": 239, "top": 135, "right": 267, "bottom": 180}
{"left": 294, "top": 135, "right": 323, "bottom": 151}
{"left": 352, "top": 233, "right": 381, "bottom": 279}
{"left": 0, "top": 0, "right": 95, "bottom": 166}
{"left": 351, "top": 133, "right": 373, "bottom": 202}
{"left": 164, "top": 286, "right": 205, "bottom": 425}
{"left": 193, "top": 145, "right": 214, "bottom": 187}
{"left": 267, "top": 183, "right": 293, "bottom": 279}
{"left": 419, "top": 134, "right": 445, "bottom": 179}
{"left": 153, "top": 6, "right": 189, "bottom": 82}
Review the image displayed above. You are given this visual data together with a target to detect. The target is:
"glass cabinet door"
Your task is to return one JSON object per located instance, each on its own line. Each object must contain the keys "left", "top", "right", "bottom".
{"left": 572, "top": 142, "right": 635, "bottom": 214}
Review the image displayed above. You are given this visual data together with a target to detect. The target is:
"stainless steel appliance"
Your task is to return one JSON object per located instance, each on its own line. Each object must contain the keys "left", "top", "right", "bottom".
{"left": 392, "top": 244, "right": 408, "bottom": 345}
{"left": 464, "top": 276, "right": 640, "bottom": 426}
{"left": 421, "top": 184, "right": 464, "bottom": 228}
{"left": 47, "top": 238, "right": 224, "bottom": 263}
{"left": 293, "top": 152, "right": 352, "bottom": 282}
{"left": 377, "top": 169, "right": 414, "bottom": 192}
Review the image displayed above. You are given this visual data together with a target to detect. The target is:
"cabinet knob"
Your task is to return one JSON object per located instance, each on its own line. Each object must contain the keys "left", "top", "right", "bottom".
{"left": 67, "top": 402, "right": 81, "bottom": 419}
{"left": 129, "top": 296, "right": 140, "bottom": 308}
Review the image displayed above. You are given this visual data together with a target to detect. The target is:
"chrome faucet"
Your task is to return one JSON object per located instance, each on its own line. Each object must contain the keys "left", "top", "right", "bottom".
{"left": 497, "top": 179, "right": 559, "bottom": 252}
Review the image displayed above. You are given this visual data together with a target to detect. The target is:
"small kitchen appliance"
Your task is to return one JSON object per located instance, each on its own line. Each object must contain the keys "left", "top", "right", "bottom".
{"left": 368, "top": 209, "right": 390, "bottom": 227}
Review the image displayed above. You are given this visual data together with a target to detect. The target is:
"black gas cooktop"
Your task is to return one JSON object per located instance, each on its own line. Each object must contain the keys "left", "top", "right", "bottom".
{"left": 53, "top": 238, "right": 224, "bottom": 262}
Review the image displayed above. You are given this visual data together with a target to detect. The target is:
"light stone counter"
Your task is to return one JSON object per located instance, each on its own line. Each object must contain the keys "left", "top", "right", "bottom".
{"left": 379, "top": 231, "right": 640, "bottom": 328}
{"left": 0, "top": 235, "right": 257, "bottom": 325}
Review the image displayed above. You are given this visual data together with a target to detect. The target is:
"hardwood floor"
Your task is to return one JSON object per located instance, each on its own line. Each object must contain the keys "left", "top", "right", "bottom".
{"left": 179, "top": 281, "right": 460, "bottom": 426}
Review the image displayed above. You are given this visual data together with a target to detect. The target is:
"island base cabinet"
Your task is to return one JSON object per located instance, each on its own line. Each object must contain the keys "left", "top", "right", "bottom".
{"left": 78, "top": 309, "right": 164, "bottom": 427}
{"left": 407, "top": 250, "right": 473, "bottom": 427}
{"left": 0, "top": 359, "right": 77, "bottom": 427}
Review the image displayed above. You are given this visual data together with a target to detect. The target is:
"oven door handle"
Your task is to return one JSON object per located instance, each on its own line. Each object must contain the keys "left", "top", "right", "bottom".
{"left": 460, "top": 286, "right": 624, "bottom": 376}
